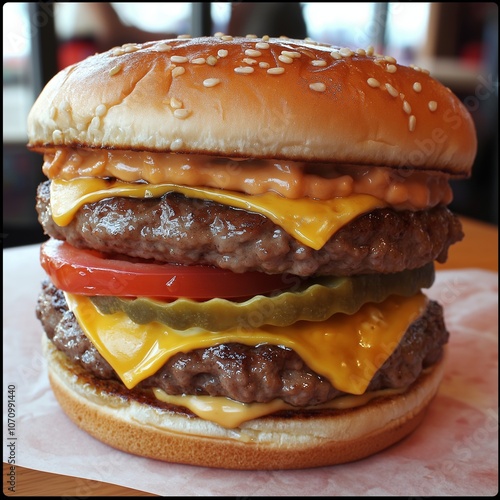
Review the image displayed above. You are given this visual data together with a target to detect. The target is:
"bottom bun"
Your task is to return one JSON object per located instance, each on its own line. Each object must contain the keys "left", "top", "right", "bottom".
{"left": 43, "top": 335, "right": 446, "bottom": 470}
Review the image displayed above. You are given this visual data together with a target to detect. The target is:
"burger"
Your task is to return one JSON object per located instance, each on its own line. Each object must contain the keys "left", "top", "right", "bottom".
{"left": 29, "top": 35, "right": 476, "bottom": 470}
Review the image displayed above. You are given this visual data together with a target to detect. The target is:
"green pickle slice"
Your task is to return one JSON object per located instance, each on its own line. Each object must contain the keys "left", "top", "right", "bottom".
{"left": 90, "top": 263, "right": 435, "bottom": 331}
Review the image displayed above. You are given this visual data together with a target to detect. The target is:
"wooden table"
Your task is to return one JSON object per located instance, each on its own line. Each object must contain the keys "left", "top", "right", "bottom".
{"left": 3, "top": 216, "right": 497, "bottom": 496}
{"left": 435, "top": 216, "right": 498, "bottom": 273}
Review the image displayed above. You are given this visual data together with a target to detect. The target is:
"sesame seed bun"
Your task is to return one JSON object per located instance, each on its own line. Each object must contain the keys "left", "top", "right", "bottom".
{"left": 27, "top": 36, "right": 476, "bottom": 175}
{"left": 43, "top": 334, "right": 446, "bottom": 470}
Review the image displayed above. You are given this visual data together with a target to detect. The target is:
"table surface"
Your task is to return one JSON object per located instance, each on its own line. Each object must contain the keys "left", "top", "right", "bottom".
{"left": 3, "top": 216, "right": 497, "bottom": 496}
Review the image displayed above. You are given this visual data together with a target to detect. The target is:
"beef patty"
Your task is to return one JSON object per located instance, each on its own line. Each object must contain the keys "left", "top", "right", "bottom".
{"left": 36, "top": 180, "right": 463, "bottom": 276}
{"left": 37, "top": 281, "right": 449, "bottom": 407}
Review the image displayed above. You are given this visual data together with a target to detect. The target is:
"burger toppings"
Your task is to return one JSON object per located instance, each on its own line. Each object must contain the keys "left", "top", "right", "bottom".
{"left": 46, "top": 177, "right": 386, "bottom": 250}
{"left": 37, "top": 281, "right": 448, "bottom": 427}
{"left": 40, "top": 149, "right": 453, "bottom": 209}
{"left": 63, "top": 291, "right": 429, "bottom": 393}
{"left": 39, "top": 239, "right": 292, "bottom": 300}
{"left": 88, "top": 264, "right": 435, "bottom": 330}
{"left": 37, "top": 181, "right": 463, "bottom": 276}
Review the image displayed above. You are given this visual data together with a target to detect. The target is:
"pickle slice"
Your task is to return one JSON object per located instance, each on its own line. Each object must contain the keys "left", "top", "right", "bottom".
{"left": 90, "top": 264, "right": 434, "bottom": 331}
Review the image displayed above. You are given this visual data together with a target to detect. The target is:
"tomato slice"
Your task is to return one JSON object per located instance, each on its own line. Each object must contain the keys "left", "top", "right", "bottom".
{"left": 40, "top": 239, "right": 293, "bottom": 300}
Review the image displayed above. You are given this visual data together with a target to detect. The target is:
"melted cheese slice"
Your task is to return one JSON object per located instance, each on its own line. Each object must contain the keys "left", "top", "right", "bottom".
{"left": 152, "top": 386, "right": 407, "bottom": 429}
{"left": 50, "top": 178, "right": 386, "bottom": 250}
{"left": 64, "top": 292, "right": 427, "bottom": 396}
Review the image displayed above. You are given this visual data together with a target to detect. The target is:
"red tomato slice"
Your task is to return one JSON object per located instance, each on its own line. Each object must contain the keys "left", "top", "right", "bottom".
{"left": 40, "top": 239, "right": 294, "bottom": 300}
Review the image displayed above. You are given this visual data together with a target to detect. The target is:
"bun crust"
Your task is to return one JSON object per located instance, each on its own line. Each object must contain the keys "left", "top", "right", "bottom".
{"left": 27, "top": 36, "right": 476, "bottom": 175}
{"left": 43, "top": 335, "right": 445, "bottom": 470}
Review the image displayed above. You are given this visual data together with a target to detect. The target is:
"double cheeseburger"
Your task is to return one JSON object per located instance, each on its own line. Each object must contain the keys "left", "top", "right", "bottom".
{"left": 29, "top": 35, "right": 476, "bottom": 469}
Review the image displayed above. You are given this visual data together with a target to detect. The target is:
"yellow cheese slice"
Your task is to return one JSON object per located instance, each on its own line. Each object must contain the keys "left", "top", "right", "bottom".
{"left": 152, "top": 386, "right": 407, "bottom": 429}
{"left": 50, "top": 178, "right": 386, "bottom": 250}
{"left": 64, "top": 292, "right": 427, "bottom": 396}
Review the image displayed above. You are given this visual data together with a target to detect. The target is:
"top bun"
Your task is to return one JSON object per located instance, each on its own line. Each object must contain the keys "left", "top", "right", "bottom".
{"left": 27, "top": 36, "right": 476, "bottom": 176}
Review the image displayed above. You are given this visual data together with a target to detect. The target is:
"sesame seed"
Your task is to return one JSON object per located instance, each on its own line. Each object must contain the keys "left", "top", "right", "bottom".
{"left": 367, "top": 77, "right": 380, "bottom": 88}
{"left": 52, "top": 130, "right": 63, "bottom": 143}
{"left": 278, "top": 54, "right": 293, "bottom": 64}
{"left": 170, "top": 97, "right": 182, "bottom": 109}
{"left": 172, "top": 66, "right": 185, "bottom": 77}
{"left": 330, "top": 51, "right": 341, "bottom": 60}
{"left": 206, "top": 55, "right": 217, "bottom": 66}
{"left": 428, "top": 101, "right": 438, "bottom": 112}
{"left": 366, "top": 45, "right": 375, "bottom": 56}
{"left": 384, "top": 55, "right": 397, "bottom": 63}
{"left": 177, "top": 34, "right": 191, "bottom": 39}
{"left": 259, "top": 61, "right": 270, "bottom": 69}
{"left": 339, "top": 47, "right": 353, "bottom": 57}
{"left": 95, "top": 104, "right": 107, "bottom": 116}
{"left": 234, "top": 66, "right": 254, "bottom": 74}
{"left": 157, "top": 43, "right": 172, "bottom": 52}
{"left": 173, "top": 109, "right": 190, "bottom": 119}
{"left": 89, "top": 116, "right": 100, "bottom": 130}
{"left": 355, "top": 48, "right": 366, "bottom": 56}
{"left": 243, "top": 58, "right": 257, "bottom": 65}
{"left": 214, "top": 32, "right": 224, "bottom": 37}
{"left": 267, "top": 67, "right": 285, "bottom": 75}
{"left": 385, "top": 83, "right": 398, "bottom": 97}
{"left": 246, "top": 34, "right": 258, "bottom": 39}
{"left": 262, "top": 35, "right": 270, "bottom": 42}
{"left": 171, "top": 138, "right": 184, "bottom": 151}
{"left": 109, "top": 64, "right": 122, "bottom": 76}
{"left": 191, "top": 57, "right": 206, "bottom": 65}
{"left": 413, "top": 82, "right": 422, "bottom": 92}
{"left": 171, "top": 55, "right": 188, "bottom": 63}
{"left": 221, "top": 35, "right": 233, "bottom": 41}
{"left": 217, "top": 49, "right": 228, "bottom": 58}
{"left": 409, "top": 115, "right": 416, "bottom": 132}
{"left": 311, "top": 59, "right": 327, "bottom": 67}
{"left": 112, "top": 48, "right": 125, "bottom": 57}
{"left": 402, "top": 100, "right": 412, "bottom": 114}
{"left": 203, "top": 78, "right": 221, "bottom": 88}
{"left": 245, "top": 49, "right": 262, "bottom": 57}
{"left": 309, "top": 82, "right": 326, "bottom": 92}
{"left": 281, "top": 50, "right": 301, "bottom": 58}
{"left": 305, "top": 37, "right": 318, "bottom": 45}
{"left": 255, "top": 42, "right": 269, "bottom": 49}
{"left": 124, "top": 45, "right": 139, "bottom": 53}
{"left": 386, "top": 64, "right": 397, "bottom": 73}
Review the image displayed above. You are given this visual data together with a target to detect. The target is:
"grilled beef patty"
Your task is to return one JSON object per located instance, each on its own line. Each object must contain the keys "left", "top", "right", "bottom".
{"left": 36, "top": 281, "right": 448, "bottom": 407}
{"left": 36, "top": 180, "right": 463, "bottom": 276}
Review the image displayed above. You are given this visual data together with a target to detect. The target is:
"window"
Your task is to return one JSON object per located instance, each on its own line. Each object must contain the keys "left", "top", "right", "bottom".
{"left": 385, "top": 3, "right": 431, "bottom": 63}
{"left": 3, "top": 2, "right": 35, "bottom": 142}
{"left": 302, "top": 2, "right": 376, "bottom": 49}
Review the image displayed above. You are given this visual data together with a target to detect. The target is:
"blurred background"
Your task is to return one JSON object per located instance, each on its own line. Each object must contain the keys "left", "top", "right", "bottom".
{"left": 3, "top": 2, "right": 498, "bottom": 248}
